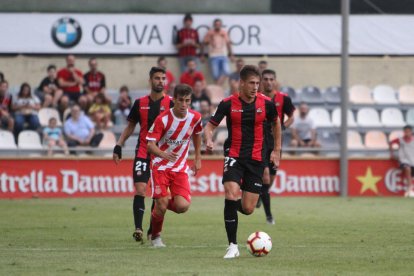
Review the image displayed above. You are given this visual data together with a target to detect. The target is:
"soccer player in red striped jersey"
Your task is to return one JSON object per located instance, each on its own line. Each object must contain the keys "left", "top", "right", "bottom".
{"left": 146, "top": 84, "right": 202, "bottom": 247}
{"left": 259, "top": 69, "right": 295, "bottom": 224}
{"left": 204, "top": 65, "right": 282, "bottom": 258}
{"left": 113, "top": 67, "right": 173, "bottom": 243}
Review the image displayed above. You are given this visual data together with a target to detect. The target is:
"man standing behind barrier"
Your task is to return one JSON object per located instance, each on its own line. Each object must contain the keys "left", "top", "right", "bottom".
{"left": 175, "top": 14, "right": 201, "bottom": 73}
{"left": 202, "top": 18, "right": 234, "bottom": 86}
{"left": 113, "top": 67, "right": 173, "bottom": 243}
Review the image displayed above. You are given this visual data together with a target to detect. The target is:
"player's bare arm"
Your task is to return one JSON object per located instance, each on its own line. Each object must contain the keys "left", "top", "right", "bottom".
{"left": 270, "top": 117, "right": 282, "bottom": 168}
{"left": 147, "top": 140, "right": 178, "bottom": 162}
{"left": 203, "top": 122, "right": 217, "bottom": 152}
{"left": 191, "top": 133, "right": 202, "bottom": 176}
{"left": 113, "top": 121, "right": 137, "bottom": 165}
{"left": 284, "top": 114, "right": 294, "bottom": 129}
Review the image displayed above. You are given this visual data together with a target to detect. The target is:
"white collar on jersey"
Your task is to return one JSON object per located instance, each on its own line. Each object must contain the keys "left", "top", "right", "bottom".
{"left": 170, "top": 108, "right": 188, "bottom": 121}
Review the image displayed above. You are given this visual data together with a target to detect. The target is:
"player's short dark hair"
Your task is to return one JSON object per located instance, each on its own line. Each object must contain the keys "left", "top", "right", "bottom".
{"left": 174, "top": 84, "right": 193, "bottom": 98}
{"left": 258, "top": 60, "right": 268, "bottom": 66}
{"left": 184, "top": 13, "right": 193, "bottom": 22}
{"left": 119, "top": 85, "right": 129, "bottom": 93}
{"left": 157, "top": 56, "right": 166, "bottom": 64}
{"left": 149, "top": 66, "right": 166, "bottom": 78}
{"left": 403, "top": 125, "right": 412, "bottom": 131}
{"left": 240, "top": 65, "right": 261, "bottom": 81}
{"left": 47, "top": 64, "right": 56, "bottom": 71}
{"left": 262, "top": 69, "right": 276, "bottom": 78}
{"left": 213, "top": 18, "right": 222, "bottom": 24}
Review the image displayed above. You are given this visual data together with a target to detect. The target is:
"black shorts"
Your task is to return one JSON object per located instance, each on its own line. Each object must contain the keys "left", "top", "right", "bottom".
{"left": 63, "top": 92, "right": 81, "bottom": 103}
{"left": 400, "top": 163, "right": 414, "bottom": 177}
{"left": 133, "top": 157, "right": 151, "bottom": 183}
{"left": 264, "top": 149, "right": 278, "bottom": 176}
{"left": 222, "top": 157, "right": 265, "bottom": 194}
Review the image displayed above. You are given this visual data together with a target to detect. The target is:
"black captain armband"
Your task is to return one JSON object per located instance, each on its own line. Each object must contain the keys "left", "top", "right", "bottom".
{"left": 113, "top": 145, "right": 122, "bottom": 159}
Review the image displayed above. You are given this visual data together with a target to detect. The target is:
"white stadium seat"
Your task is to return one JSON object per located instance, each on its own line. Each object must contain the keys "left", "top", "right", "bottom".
{"left": 381, "top": 108, "right": 405, "bottom": 127}
{"left": 308, "top": 108, "right": 332, "bottom": 127}
{"left": 331, "top": 108, "right": 357, "bottom": 127}
{"left": 0, "top": 130, "right": 17, "bottom": 149}
{"left": 372, "top": 85, "right": 398, "bottom": 104}
{"left": 357, "top": 108, "right": 382, "bottom": 127}
{"left": 398, "top": 85, "right": 414, "bottom": 104}
{"left": 349, "top": 85, "right": 374, "bottom": 104}
{"left": 18, "top": 130, "right": 43, "bottom": 149}
{"left": 347, "top": 131, "right": 365, "bottom": 149}
{"left": 38, "top": 108, "right": 62, "bottom": 127}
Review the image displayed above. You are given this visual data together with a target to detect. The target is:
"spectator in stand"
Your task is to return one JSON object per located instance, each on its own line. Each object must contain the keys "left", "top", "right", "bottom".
{"left": 191, "top": 80, "right": 211, "bottom": 113}
{"left": 199, "top": 99, "right": 211, "bottom": 127}
{"left": 389, "top": 125, "right": 414, "bottom": 197}
{"left": 175, "top": 13, "right": 201, "bottom": 73}
{"left": 228, "top": 58, "right": 244, "bottom": 95}
{"left": 84, "top": 57, "right": 109, "bottom": 103}
{"left": 37, "top": 65, "right": 64, "bottom": 108}
{"left": 64, "top": 105, "right": 103, "bottom": 149}
{"left": 114, "top": 85, "right": 132, "bottom": 125}
{"left": 57, "top": 55, "right": 84, "bottom": 104}
{"left": 0, "top": 80, "right": 14, "bottom": 131}
{"left": 88, "top": 93, "right": 112, "bottom": 129}
{"left": 202, "top": 18, "right": 234, "bottom": 86}
{"left": 12, "top": 83, "right": 41, "bottom": 136}
{"left": 258, "top": 60, "right": 268, "bottom": 74}
{"left": 180, "top": 59, "right": 206, "bottom": 89}
{"left": 43, "top": 117, "right": 69, "bottom": 156}
{"left": 157, "top": 56, "right": 176, "bottom": 95}
{"left": 290, "top": 103, "right": 320, "bottom": 149}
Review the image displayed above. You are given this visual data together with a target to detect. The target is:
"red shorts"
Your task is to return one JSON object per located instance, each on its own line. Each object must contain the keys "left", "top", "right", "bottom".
{"left": 151, "top": 170, "right": 191, "bottom": 203}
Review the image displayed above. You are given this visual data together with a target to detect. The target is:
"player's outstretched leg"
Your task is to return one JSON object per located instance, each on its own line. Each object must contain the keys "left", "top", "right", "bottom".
{"left": 147, "top": 200, "right": 155, "bottom": 240}
{"left": 132, "top": 193, "right": 146, "bottom": 243}
{"left": 151, "top": 197, "right": 168, "bottom": 248}
{"left": 223, "top": 199, "right": 239, "bottom": 259}
{"left": 261, "top": 184, "right": 275, "bottom": 225}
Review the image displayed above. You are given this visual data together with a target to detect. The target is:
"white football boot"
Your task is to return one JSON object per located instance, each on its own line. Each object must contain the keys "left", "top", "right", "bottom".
{"left": 151, "top": 236, "right": 166, "bottom": 248}
{"left": 223, "top": 243, "right": 240, "bottom": 259}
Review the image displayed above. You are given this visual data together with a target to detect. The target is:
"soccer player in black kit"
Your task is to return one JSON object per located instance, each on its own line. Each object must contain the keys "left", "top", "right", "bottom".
{"left": 259, "top": 69, "right": 295, "bottom": 224}
{"left": 204, "top": 65, "right": 282, "bottom": 258}
{"left": 113, "top": 67, "right": 173, "bottom": 243}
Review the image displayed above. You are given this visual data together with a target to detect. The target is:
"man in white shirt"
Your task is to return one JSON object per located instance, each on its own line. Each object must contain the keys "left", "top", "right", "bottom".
{"left": 290, "top": 103, "right": 320, "bottom": 148}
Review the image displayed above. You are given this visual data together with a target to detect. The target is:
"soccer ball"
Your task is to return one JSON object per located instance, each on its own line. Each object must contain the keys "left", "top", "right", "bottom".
{"left": 246, "top": 231, "right": 272, "bottom": 257}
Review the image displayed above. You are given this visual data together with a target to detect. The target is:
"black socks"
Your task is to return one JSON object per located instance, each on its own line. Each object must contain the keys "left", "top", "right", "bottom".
{"left": 261, "top": 184, "right": 272, "bottom": 218}
{"left": 133, "top": 195, "right": 145, "bottom": 230}
{"left": 224, "top": 199, "right": 238, "bottom": 244}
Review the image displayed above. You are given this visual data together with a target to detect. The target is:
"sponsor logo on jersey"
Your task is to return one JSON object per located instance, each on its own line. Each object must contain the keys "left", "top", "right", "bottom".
{"left": 231, "top": 109, "right": 244, "bottom": 113}
{"left": 256, "top": 108, "right": 263, "bottom": 113}
{"left": 165, "top": 138, "right": 189, "bottom": 145}
{"left": 140, "top": 106, "right": 150, "bottom": 110}
{"left": 160, "top": 106, "right": 165, "bottom": 111}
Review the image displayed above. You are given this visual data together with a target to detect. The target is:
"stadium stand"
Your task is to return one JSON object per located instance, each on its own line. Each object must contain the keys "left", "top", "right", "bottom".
{"left": 308, "top": 107, "right": 332, "bottom": 127}
{"left": 406, "top": 108, "right": 414, "bottom": 125}
{"left": 0, "top": 130, "right": 17, "bottom": 149}
{"left": 18, "top": 130, "right": 43, "bottom": 149}
{"left": 381, "top": 108, "right": 405, "bottom": 127}
{"left": 38, "top": 107, "right": 62, "bottom": 127}
{"left": 331, "top": 108, "right": 357, "bottom": 127}
{"left": 98, "top": 130, "right": 117, "bottom": 148}
{"left": 323, "top": 86, "right": 341, "bottom": 104}
{"left": 389, "top": 130, "right": 403, "bottom": 142}
{"left": 372, "top": 85, "right": 398, "bottom": 104}
{"left": 300, "top": 86, "right": 324, "bottom": 104}
{"left": 347, "top": 130, "right": 365, "bottom": 149}
{"left": 364, "top": 130, "right": 388, "bottom": 149}
{"left": 317, "top": 129, "right": 339, "bottom": 148}
{"left": 398, "top": 85, "right": 414, "bottom": 104}
{"left": 357, "top": 108, "right": 382, "bottom": 127}
{"left": 214, "top": 129, "right": 228, "bottom": 148}
{"left": 279, "top": 86, "right": 299, "bottom": 104}
{"left": 206, "top": 84, "right": 226, "bottom": 106}
{"left": 349, "top": 85, "right": 374, "bottom": 104}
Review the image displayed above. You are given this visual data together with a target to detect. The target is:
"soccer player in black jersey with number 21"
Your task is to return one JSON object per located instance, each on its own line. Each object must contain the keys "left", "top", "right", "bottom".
{"left": 204, "top": 65, "right": 282, "bottom": 259}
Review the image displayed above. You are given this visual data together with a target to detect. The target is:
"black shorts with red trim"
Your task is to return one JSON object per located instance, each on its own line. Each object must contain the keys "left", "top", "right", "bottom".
{"left": 132, "top": 157, "right": 151, "bottom": 183}
{"left": 222, "top": 157, "right": 265, "bottom": 194}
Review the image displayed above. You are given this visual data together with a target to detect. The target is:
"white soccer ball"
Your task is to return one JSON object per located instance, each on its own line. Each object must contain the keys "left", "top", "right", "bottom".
{"left": 246, "top": 231, "right": 272, "bottom": 257}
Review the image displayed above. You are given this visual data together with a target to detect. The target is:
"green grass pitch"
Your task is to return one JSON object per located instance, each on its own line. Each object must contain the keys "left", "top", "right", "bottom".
{"left": 0, "top": 197, "right": 413, "bottom": 275}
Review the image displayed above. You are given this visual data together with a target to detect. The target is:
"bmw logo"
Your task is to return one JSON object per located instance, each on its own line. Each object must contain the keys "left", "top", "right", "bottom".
{"left": 51, "top": 17, "right": 82, "bottom": 49}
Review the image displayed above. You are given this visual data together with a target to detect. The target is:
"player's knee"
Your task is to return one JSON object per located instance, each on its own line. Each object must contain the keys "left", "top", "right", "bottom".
{"left": 175, "top": 204, "right": 190, "bottom": 214}
{"left": 243, "top": 206, "right": 254, "bottom": 215}
{"left": 134, "top": 183, "right": 146, "bottom": 196}
{"left": 224, "top": 190, "right": 238, "bottom": 200}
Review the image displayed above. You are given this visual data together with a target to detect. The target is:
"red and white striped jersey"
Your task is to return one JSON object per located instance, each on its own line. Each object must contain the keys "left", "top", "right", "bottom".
{"left": 146, "top": 108, "right": 203, "bottom": 172}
